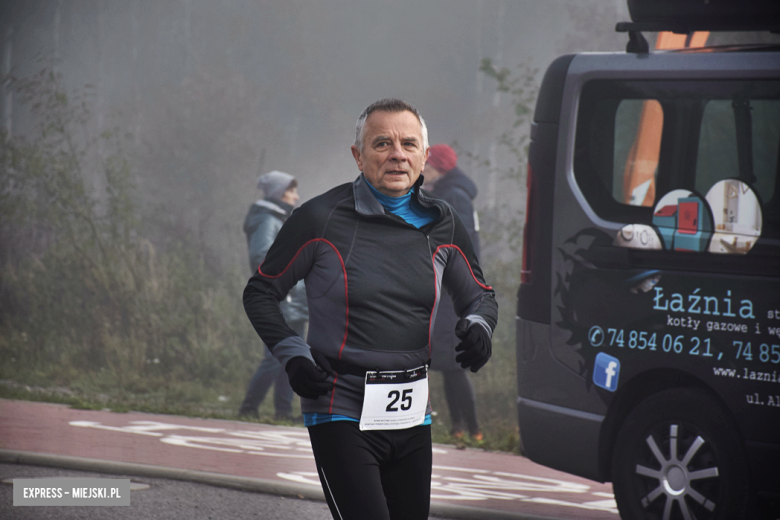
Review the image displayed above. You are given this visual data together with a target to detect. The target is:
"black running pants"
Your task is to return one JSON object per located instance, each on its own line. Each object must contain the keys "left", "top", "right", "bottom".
{"left": 307, "top": 421, "right": 432, "bottom": 520}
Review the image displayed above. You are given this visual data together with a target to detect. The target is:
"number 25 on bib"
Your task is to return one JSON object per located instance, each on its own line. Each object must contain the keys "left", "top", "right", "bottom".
{"left": 359, "top": 366, "right": 429, "bottom": 431}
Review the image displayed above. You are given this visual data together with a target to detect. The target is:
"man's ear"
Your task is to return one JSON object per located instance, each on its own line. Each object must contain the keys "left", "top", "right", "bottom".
{"left": 422, "top": 146, "right": 429, "bottom": 166}
{"left": 351, "top": 145, "right": 363, "bottom": 171}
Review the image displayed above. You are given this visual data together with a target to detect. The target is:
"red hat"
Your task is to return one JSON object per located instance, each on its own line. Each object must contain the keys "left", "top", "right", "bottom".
{"left": 427, "top": 144, "right": 457, "bottom": 173}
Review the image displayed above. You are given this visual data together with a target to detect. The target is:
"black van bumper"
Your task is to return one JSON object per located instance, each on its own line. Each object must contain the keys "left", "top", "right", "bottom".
{"left": 517, "top": 397, "right": 605, "bottom": 483}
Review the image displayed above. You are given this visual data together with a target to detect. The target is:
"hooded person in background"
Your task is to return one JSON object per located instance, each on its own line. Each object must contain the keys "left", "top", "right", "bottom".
{"left": 423, "top": 144, "right": 483, "bottom": 441}
{"left": 238, "top": 171, "right": 308, "bottom": 420}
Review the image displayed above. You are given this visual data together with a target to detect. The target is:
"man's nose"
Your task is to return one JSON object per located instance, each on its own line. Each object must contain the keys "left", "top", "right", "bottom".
{"left": 388, "top": 142, "right": 408, "bottom": 161}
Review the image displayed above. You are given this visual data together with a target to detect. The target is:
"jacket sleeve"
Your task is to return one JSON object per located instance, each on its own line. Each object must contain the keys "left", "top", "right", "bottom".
{"left": 246, "top": 213, "right": 281, "bottom": 273}
{"left": 440, "top": 208, "right": 497, "bottom": 336}
{"left": 243, "top": 206, "right": 318, "bottom": 368}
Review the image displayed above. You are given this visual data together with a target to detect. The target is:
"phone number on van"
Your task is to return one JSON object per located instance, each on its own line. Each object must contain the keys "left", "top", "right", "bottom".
{"left": 587, "top": 326, "right": 780, "bottom": 364}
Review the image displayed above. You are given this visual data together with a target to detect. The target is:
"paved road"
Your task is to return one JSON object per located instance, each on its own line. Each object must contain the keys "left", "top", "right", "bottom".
{"left": 0, "top": 399, "right": 619, "bottom": 519}
{"left": 1, "top": 462, "right": 337, "bottom": 520}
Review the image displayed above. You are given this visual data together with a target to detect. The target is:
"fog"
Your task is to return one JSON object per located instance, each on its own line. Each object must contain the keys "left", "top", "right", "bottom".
{"left": 0, "top": 0, "right": 639, "bottom": 432}
{"left": 0, "top": 0, "right": 635, "bottom": 268}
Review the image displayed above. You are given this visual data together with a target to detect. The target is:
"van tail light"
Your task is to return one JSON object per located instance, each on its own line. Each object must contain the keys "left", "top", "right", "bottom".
{"left": 521, "top": 162, "right": 534, "bottom": 284}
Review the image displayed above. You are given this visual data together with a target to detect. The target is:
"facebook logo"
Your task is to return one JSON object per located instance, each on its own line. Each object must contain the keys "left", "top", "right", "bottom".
{"left": 593, "top": 353, "right": 620, "bottom": 392}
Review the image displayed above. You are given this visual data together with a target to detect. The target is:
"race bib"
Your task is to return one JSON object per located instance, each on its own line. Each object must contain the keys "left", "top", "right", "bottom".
{"left": 359, "top": 365, "right": 428, "bottom": 431}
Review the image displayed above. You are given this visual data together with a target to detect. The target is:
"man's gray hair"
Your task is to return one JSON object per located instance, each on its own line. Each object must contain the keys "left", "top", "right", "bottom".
{"left": 354, "top": 98, "right": 429, "bottom": 153}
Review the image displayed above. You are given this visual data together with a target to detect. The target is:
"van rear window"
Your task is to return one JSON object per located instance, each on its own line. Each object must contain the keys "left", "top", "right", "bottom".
{"left": 574, "top": 80, "right": 780, "bottom": 237}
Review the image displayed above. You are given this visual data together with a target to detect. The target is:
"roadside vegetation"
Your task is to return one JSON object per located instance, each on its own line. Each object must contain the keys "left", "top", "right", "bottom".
{"left": 0, "top": 63, "right": 536, "bottom": 454}
{"left": 0, "top": 67, "right": 259, "bottom": 423}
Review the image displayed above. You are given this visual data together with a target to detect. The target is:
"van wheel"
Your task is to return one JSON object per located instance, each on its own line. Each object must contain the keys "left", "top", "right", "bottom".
{"left": 611, "top": 388, "right": 752, "bottom": 520}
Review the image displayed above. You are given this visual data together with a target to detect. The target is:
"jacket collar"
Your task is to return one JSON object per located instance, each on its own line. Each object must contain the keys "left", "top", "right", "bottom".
{"left": 353, "top": 173, "right": 445, "bottom": 217}
{"left": 353, "top": 174, "right": 386, "bottom": 216}
{"left": 253, "top": 198, "right": 290, "bottom": 216}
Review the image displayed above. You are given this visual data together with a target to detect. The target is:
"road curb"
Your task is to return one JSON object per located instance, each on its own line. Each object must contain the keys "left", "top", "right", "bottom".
{"left": 0, "top": 448, "right": 566, "bottom": 520}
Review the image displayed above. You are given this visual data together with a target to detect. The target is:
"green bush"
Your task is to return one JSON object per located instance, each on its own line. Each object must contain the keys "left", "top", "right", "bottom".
{"left": 0, "top": 68, "right": 256, "bottom": 401}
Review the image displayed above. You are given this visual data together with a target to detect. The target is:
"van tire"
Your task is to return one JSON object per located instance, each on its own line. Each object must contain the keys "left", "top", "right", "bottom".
{"left": 611, "top": 388, "right": 753, "bottom": 520}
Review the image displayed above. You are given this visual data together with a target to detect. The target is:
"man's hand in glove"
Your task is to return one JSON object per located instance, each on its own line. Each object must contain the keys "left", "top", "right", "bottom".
{"left": 284, "top": 350, "right": 335, "bottom": 399}
{"left": 454, "top": 318, "right": 492, "bottom": 373}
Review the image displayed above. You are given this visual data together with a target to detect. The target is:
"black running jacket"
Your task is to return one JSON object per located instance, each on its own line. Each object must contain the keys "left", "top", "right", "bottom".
{"left": 243, "top": 174, "right": 498, "bottom": 419}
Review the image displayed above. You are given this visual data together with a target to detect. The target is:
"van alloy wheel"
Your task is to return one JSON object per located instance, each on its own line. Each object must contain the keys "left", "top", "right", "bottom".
{"left": 611, "top": 388, "right": 752, "bottom": 520}
{"left": 634, "top": 423, "right": 719, "bottom": 519}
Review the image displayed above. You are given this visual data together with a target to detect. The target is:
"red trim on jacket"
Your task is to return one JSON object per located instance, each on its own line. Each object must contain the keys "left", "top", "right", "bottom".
{"left": 257, "top": 237, "right": 350, "bottom": 361}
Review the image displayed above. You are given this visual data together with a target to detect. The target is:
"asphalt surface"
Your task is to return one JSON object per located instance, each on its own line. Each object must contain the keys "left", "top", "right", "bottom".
{"left": 0, "top": 462, "right": 343, "bottom": 520}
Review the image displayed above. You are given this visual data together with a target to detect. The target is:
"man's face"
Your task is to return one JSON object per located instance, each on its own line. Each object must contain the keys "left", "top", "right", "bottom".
{"left": 351, "top": 110, "right": 428, "bottom": 197}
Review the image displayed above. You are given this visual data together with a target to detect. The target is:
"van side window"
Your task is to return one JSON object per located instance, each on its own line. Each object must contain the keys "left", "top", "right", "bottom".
{"left": 697, "top": 99, "right": 780, "bottom": 202}
{"left": 574, "top": 85, "right": 654, "bottom": 223}
{"left": 615, "top": 99, "right": 663, "bottom": 207}
{"left": 575, "top": 80, "right": 780, "bottom": 238}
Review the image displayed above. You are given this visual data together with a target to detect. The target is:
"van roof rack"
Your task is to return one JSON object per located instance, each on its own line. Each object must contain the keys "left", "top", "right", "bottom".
{"left": 616, "top": 21, "right": 780, "bottom": 53}
{"left": 616, "top": 21, "right": 780, "bottom": 34}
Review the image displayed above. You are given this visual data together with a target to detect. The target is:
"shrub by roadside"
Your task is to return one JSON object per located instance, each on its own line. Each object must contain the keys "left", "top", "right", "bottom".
{"left": 0, "top": 68, "right": 257, "bottom": 407}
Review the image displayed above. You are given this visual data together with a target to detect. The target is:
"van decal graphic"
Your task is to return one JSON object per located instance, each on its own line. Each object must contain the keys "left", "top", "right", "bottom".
{"left": 553, "top": 227, "right": 779, "bottom": 400}
{"left": 593, "top": 353, "right": 620, "bottom": 392}
{"left": 614, "top": 180, "right": 762, "bottom": 255}
{"left": 613, "top": 224, "right": 662, "bottom": 250}
{"left": 706, "top": 179, "right": 762, "bottom": 254}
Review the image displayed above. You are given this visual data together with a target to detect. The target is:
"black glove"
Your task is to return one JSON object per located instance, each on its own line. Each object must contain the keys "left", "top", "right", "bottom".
{"left": 454, "top": 318, "right": 492, "bottom": 373}
{"left": 284, "top": 350, "right": 334, "bottom": 399}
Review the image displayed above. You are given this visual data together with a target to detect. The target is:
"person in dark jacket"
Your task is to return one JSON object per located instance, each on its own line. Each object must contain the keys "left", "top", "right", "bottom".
{"left": 238, "top": 170, "right": 308, "bottom": 420}
{"left": 423, "top": 144, "right": 484, "bottom": 441}
{"left": 243, "top": 99, "right": 498, "bottom": 520}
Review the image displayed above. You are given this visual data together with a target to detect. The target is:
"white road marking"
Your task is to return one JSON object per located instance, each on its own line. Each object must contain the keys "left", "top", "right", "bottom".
{"left": 69, "top": 419, "right": 616, "bottom": 513}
